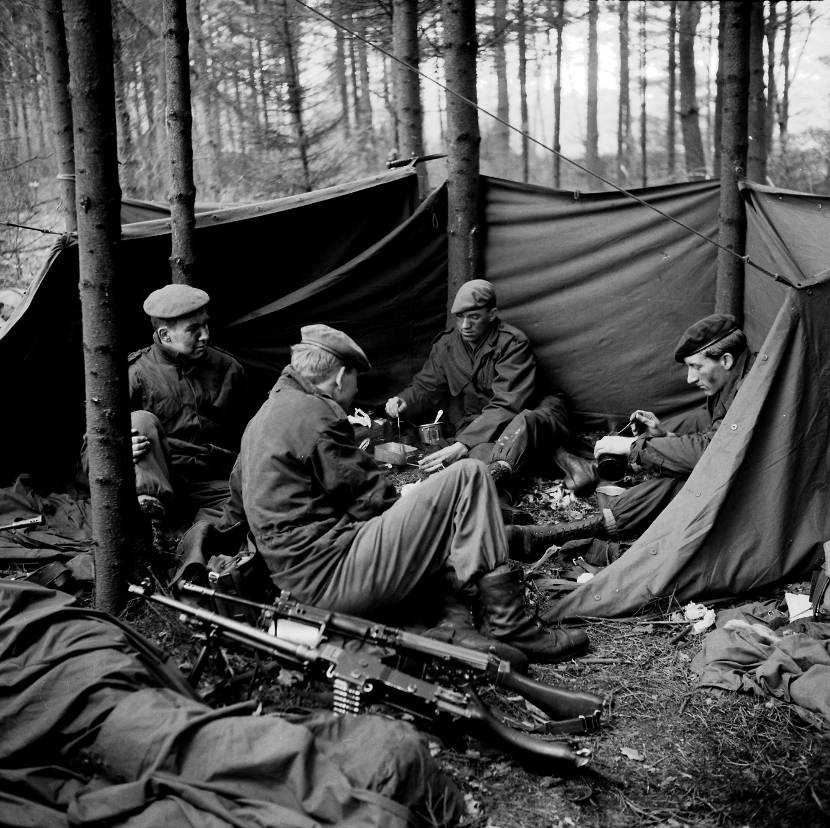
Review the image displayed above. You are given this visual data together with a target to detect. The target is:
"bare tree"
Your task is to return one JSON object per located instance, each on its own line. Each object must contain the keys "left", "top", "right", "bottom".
{"left": 163, "top": 0, "right": 197, "bottom": 285}
{"left": 678, "top": 0, "right": 706, "bottom": 179}
{"left": 39, "top": 0, "right": 76, "bottom": 232}
{"left": 779, "top": 0, "right": 792, "bottom": 154}
{"left": 442, "top": 0, "right": 481, "bottom": 306}
{"left": 517, "top": 0, "right": 529, "bottom": 182}
{"left": 746, "top": 0, "right": 767, "bottom": 182}
{"left": 765, "top": 0, "right": 778, "bottom": 157}
{"left": 550, "top": 0, "right": 566, "bottom": 188}
{"left": 585, "top": 0, "right": 599, "bottom": 176}
{"left": 666, "top": 0, "right": 677, "bottom": 177}
{"left": 111, "top": 0, "right": 138, "bottom": 196}
{"left": 492, "top": 0, "right": 510, "bottom": 176}
{"left": 64, "top": 0, "right": 136, "bottom": 614}
{"left": 716, "top": 0, "right": 750, "bottom": 319}
{"left": 617, "top": 0, "right": 631, "bottom": 183}
{"left": 638, "top": 1, "right": 647, "bottom": 186}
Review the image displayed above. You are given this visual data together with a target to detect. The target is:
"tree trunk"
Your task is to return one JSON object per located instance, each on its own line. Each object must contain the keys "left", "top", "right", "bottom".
{"left": 638, "top": 2, "right": 647, "bottom": 186}
{"left": 678, "top": 1, "right": 706, "bottom": 179}
{"left": 617, "top": 0, "right": 630, "bottom": 183}
{"left": 39, "top": 0, "right": 77, "bottom": 233}
{"left": 746, "top": 0, "right": 766, "bottom": 182}
{"left": 714, "top": 1, "right": 723, "bottom": 176}
{"left": 492, "top": 0, "right": 510, "bottom": 178}
{"left": 716, "top": 0, "right": 750, "bottom": 319}
{"left": 392, "top": 0, "right": 427, "bottom": 194}
{"left": 63, "top": 0, "right": 135, "bottom": 615}
{"left": 779, "top": 0, "right": 791, "bottom": 154}
{"left": 666, "top": 1, "right": 677, "bottom": 177}
{"left": 355, "top": 12, "right": 375, "bottom": 150}
{"left": 111, "top": 0, "right": 138, "bottom": 196}
{"left": 517, "top": 0, "right": 529, "bottom": 182}
{"left": 333, "top": 1, "right": 351, "bottom": 137}
{"left": 765, "top": 0, "right": 778, "bottom": 158}
{"left": 442, "top": 0, "right": 481, "bottom": 310}
{"left": 585, "top": 0, "right": 599, "bottom": 176}
{"left": 163, "top": 0, "right": 197, "bottom": 285}
{"left": 551, "top": 0, "right": 564, "bottom": 188}
{"left": 279, "top": 0, "right": 312, "bottom": 192}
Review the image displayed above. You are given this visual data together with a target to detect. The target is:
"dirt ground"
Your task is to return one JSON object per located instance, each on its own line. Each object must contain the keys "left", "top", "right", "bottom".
{"left": 115, "top": 464, "right": 830, "bottom": 828}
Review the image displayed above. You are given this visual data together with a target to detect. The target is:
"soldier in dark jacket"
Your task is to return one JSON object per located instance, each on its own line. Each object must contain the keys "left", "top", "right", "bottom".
{"left": 234, "top": 323, "right": 588, "bottom": 666}
{"left": 129, "top": 284, "right": 247, "bottom": 522}
{"left": 522, "top": 313, "right": 754, "bottom": 554}
{"left": 385, "top": 280, "right": 592, "bottom": 504}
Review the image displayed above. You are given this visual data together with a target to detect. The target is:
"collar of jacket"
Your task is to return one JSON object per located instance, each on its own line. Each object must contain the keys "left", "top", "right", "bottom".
{"left": 275, "top": 365, "right": 347, "bottom": 417}
{"left": 457, "top": 318, "right": 501, "bottom": 356}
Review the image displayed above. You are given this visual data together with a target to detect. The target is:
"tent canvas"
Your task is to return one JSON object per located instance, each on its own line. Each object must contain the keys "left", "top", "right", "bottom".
{"left": 547, "top": 180, "right": 830, "bottom": 619}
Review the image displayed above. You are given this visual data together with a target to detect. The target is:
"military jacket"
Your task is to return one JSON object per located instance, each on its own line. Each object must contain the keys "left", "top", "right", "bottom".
{"left": 128, "top": 343, "right": 246, "bottom": 480}
{"left": 236, "top": 366, "right": 397, "bottom": 595}
{"left": 398, "top": 320, "right": 567, "bottom": 447}
{"left": 630, "top": 349, "right": 755, "bottom": 477}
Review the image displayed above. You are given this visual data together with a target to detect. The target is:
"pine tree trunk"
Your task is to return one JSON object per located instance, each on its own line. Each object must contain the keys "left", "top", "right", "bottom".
{"left": 765, "top": 0, "right": 778, "bottom": 157}
{"left": 39, "top": 0, "right": 77, "bottom": 233}
{"left": 517, "top": 0, "right": 529, "bottom": 182}
{"left": 716, "top": 0, "right": 750, "bottom": 319}
{"left": 678, "top": 0, "right": 706, "bottom": 179}
{"left": 779, "top": 0, "right": 791, "bottom": 154}
{"left": 714, "top": 3, "right": 723, "bottom": 176}
{"left": 64, "top": 0, "right": 136, "bottom": 615}
{"left": 666, "top": 1, "right": 677, "bottom": 177}
{"left": 111, "top": 0, "right": 138, "bottom": 196}
{"left": 333, "top": 1, "right": 351, "bottom": 137}
{"left": 492, "top": 0, "right": 510, "bottom": 177}
{"left": 617, "top": 0, "right": 630, "bottom": 183}
{"left": 392, "top": 0, "right": 427, "bottom": 193}
{"left": 442, "top": 0, "right": 481, "bottom": 309}
{"left": 552, "top": 0, "right": 564, "bottom": 188}
{"left": 746, "top": 0, "right": 766, "bottom": 182}
{"left": 355, "top": 13, "right": 375, "bottom": 149}
{"left": 163, "top": 0, "right": 197, "bottom": 284}
{"left": 279, "top": 0, "right": 311, "bottom": 192}
{"left": 585, "top": 0, "right": 599, "bottom": 177}
{"left": 638, "top": 2, "right": 647, "bottom": 186}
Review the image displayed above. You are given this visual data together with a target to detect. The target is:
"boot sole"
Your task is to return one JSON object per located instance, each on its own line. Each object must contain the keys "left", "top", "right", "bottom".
{"left": 526, "top": 637, "right": 590, "bottom": 665}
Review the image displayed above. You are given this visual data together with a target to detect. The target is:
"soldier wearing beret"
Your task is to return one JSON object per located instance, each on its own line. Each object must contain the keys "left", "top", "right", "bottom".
{"left": 232, "top": 323, "right": 588, "bottom": 666}
{"left": 385, "top": 280, "right": 591, "bottom": 520}
{"left": 523, "top": 313, "right": 754, "bottom": 552}
{"left": 127, "top": 284, "right": 248, "bottom": 523}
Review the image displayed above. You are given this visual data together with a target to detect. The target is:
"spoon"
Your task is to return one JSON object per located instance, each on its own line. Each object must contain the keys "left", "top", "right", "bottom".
{"left": 435, "top": 409, "right": 443, "bottom": 424}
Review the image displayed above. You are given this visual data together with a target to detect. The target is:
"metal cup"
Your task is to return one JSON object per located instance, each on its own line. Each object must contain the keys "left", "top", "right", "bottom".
{"left": 596, "top": 452, "right": 627, "bottom": 482}
{"left": 418, "top": 421, "right": 445, "bottom": 446}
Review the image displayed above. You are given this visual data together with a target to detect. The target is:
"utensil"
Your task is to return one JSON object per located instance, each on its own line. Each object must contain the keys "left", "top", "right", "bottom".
{"left": 435, "top": 409, "right": 443, "bottom": 423}
{"left": 418, "top": 421, "right": 445, "bottom": 445}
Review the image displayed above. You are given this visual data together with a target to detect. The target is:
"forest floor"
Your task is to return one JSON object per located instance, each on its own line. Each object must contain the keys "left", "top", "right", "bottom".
{"left": 113, "top": 460, "right": 830, "bottom": 828}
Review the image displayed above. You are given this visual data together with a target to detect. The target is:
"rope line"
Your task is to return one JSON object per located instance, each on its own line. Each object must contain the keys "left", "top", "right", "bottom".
{"left": 292, "top": 0, "right": 787, "bottom": 285}
{"left": 1, "top": 220, "right": 62, "bottom": 235}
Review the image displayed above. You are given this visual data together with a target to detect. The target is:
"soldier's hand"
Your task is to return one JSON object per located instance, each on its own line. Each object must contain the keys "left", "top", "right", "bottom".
{"left": 385, "top": 396, "right": 407, "bottom": 418}
{"left": 131, "top": 430, "right": 150, "bottom": 462}
{"left": 629, "top": 409, "right": 667, "bottom": 437}
{"left": 418, "top": 442, "right": 468, "bottom": 474}
{"left": 593, "top": 435, "right": 636, "bottom": 460}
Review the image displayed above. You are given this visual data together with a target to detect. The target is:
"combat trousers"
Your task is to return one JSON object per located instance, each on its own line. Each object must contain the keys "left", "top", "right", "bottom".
{"left": 313, "top": 459, "right": 508, "bottom": 617}
{"left": 605, "top": 477, "right": 686, "bottom": 537}
{"left": 467, "top": 395, "right": 569, "bottom": 476}
{"left": 132, "top": 410, "right": 230, "bottom": 522}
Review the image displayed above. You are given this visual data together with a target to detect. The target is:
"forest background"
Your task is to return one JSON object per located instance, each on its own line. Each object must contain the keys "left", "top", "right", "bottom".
{"left": 1, "top": 0, "right": 828, "bottom": 289}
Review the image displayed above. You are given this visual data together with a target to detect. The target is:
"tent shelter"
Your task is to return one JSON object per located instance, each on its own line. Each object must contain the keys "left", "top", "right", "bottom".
{"left": 547, "top": 181, "right": 830, "bottom": 618}
{"left": 1, "top": 171, "right": 825, "bottom": 613}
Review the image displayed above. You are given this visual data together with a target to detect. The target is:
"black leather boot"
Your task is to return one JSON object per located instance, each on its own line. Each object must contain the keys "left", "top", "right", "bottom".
{"left": 506, "top": 515, "right": 605, "bottom": 560}
{"left": 421, "top": 592, "right": 529, "bottom": 671}
{"left": 477, "top": 568, "right": 589, "bottom": 664}
{"left": 553, "top": 447, "right": 599, "bottom": 497}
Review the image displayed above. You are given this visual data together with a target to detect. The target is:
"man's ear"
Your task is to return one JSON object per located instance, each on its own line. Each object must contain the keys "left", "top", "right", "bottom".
{"left": 157, "top": 326, "right": 171, "bottom": 343}
{"left": 334, "top": 366, "right": 346, "bottom": 390}
{"left": 721, "top": 353, "right": 735, "bottom": 370}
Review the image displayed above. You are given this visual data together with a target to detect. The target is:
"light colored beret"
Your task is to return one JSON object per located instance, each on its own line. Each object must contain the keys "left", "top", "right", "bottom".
{"left": 142, "top": 284, "right": 210, "bottom": 319}
{"left": 300, "top": 324, "right": 371, "bottom": 372}
{"left": 450, "top": 279, "right": 497, "bottom": 314}
{"left": 674, "top": 313, "right": 739, "bottom": 362}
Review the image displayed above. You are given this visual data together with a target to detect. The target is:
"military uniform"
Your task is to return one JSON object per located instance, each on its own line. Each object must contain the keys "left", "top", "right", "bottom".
{"left": 129, "top": 342, "right": 247, "bottom": 521}
{"left": 236, "top": 365, "right": 508, "bottom": 615}
{"left": 606, "top": 348, "right": 754, "bottom": 535}
{"left": 397, "top": 321, "right": 570, "bottom": 473}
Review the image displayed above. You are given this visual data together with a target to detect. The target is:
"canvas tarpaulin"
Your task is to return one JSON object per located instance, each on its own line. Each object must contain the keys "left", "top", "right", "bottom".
{"left": 0, "top": 580, "right": 462, "bottom": 827}
{"left": 546, "top": 180, "right": 830, "bottom": 619}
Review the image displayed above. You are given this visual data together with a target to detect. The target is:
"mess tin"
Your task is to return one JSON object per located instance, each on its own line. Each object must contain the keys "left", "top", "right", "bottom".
{"left": 374, "top": 441, "right": 418, "bottom": 466}
{"left": 418, "top": 421, "right": 446, "bottom": 446}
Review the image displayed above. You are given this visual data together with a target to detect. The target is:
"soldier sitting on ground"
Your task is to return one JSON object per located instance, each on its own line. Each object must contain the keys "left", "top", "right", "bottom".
{"left": 384, "top": 279, "right": 594, "bottom": 523}
{"left": 231, "top": 322, "right": 589, "bottom": 668}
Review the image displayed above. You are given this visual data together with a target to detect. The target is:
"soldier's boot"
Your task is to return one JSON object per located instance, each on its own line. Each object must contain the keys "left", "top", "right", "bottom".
{"left": 423, "top": 591, "right": 529, "bottom": 672}
{"left": 506, "top": 515, "right": 606, "bottom": 561}
{"left": 477, "top": 567, "right": 589, "bottom": 664}
{"left": 553, "top": 447, "right": 599, "bottom": 498}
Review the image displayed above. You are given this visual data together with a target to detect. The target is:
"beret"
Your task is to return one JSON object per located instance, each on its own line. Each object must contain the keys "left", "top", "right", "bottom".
{"left": 143, "top": 284, "right": 210, "bottom": 319}
{"left": 300, "top": 324, "right": 371, "bottom": 372}
{"left": 674, "top": 313, "right": 738, "bottom": 362}
{"left": 450, "top": 279, "right": 497, "bottom": 314}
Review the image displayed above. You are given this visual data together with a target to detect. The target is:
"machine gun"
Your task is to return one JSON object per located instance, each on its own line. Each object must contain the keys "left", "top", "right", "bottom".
{"left": 129, "top": 582, "right": 602, "bottom": 774}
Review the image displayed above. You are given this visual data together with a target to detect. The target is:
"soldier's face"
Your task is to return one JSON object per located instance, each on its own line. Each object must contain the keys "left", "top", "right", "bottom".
{"left": 684, "top": 352, "right": 734, "bottom": 396}
{"left": 456, "top": 307, "right": 496, "bottom": 344}
{"left": 159, "top": 309, "right": 210, "bottom": 359}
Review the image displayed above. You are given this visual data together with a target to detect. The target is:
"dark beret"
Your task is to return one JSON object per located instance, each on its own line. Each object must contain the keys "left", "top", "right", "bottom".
{"left": 450, "top": 279, "right": 497, "bottom": 314}
{"left": 300, "top": 324, "right": 371, "bottom": 372}
{"left": 143, "top": 284, "right": 210, "bottom": 319}
{"left": 674, "top": 313, "right": 739, "bottom": 362}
